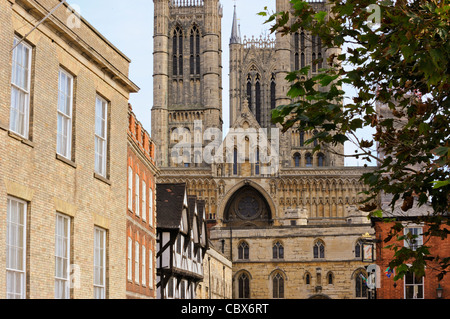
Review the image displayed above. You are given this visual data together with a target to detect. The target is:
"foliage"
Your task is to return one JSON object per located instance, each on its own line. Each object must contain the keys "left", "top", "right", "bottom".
{"left": 260, "top": 0, "right": 450, "bottom": 280}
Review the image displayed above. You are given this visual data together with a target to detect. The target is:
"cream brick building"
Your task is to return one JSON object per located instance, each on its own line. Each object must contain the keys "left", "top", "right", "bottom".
{"left": 152, "top": 0, "right": 376, "bottom": 299}
{"left": 196, "top": 242, "right": 233, "bottom": 299}
{"left": 0, "top": 0, "right": 138, "bottom": 298}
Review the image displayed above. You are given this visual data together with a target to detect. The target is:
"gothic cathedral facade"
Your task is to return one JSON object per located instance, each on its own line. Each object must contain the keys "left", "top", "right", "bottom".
{"left": 152, "top": 0, "right": 375, "bottom": 299}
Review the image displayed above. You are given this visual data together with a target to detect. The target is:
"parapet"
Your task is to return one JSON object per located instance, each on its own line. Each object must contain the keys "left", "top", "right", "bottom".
{"left": 128, "top": 104, "right": 156, "bottom": 164}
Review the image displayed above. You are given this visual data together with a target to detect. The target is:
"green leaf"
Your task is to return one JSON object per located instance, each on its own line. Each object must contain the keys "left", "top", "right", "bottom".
{"left": 369, "top": 209, "right": 383, "bottom": 219}
{"left": 292, "top": 0, "right": 309, "bottom": 11}
{"left": 332, "top": 134, "right": 349, "bottom": 144}
{"left": 319, "top": 74, "right": 339, "bottom": 87}
{"left": 315, "top": 11, "right": 327, "bottom": 23}
{"left": 418, "top": 122, "right": 429, "bottom": 134}
{"left": 433, "top": 146, "right": 449, "bottom": 157}
{"left": 349, "top": 118, "right": 364, "bottom": 130}
{"left": 432, "top": 180, "right": 450, "bottom": 189}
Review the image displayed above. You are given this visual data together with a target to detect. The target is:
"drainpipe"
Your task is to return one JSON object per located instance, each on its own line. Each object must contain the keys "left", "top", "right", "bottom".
{"left": 208, "top": 256, "right": 211, "bottom": 299}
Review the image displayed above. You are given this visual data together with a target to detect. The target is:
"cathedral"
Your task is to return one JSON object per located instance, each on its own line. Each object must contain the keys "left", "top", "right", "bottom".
{"left": 152, "top": 0, "right": 375, "bottom": 299}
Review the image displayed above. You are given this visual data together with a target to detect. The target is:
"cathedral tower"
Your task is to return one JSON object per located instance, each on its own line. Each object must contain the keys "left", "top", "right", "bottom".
{"left": 229, "top": 0, "right": 344, "bottom": 168}
{"left": 151, "top": 0, "right": 223, "bottom": 168}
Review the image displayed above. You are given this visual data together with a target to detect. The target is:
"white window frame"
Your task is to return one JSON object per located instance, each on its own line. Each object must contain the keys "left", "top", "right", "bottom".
{"left": 149, "top": 187, "right": 153, "bottom": 227}
{"left": 127, "top": 166, "right": 133, "bottom": 211}
{"left": 149, "top": 249, "right": 153, "bottom": 289}
{"left": 10, "top": 37, "right": 32, "bottom": 139}
{"left": 6, "top": 197, "right": 27, "bottom": 299}
{"left": 142, "top": 181, "right": 147, "bottom": 222}
{"left": 93, "top": 227, "right": 106, "bottom": 299}
{"left": 135, "top": 241, "right": 140, "bottom": 284}
{"left": 94, "top": 95, "right": 108, "bottom": 177}
{"left": 403, "top": 227, "right": 423, "bottom": 251}
{"left": 135, "top": 174, "right": 140, "bottom": 217}
{"left": 127, "top": 237, "right": 132, "bottom": 281}
{"left": 56, "top": 68, "right": 73, "bottom": 159}
{"left": 404, "top": 271, "right": 424, "bottom": 299}
{"left": 141, "top": 245, "right": 146, "bottom": 286}
{"left": 55, "top": 213, "right": 71, "bottom": 299}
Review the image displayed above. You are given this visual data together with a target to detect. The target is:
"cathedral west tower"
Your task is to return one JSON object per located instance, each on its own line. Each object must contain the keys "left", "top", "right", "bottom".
{"left": 152, "top": 0, "right": 223, "bottom": 168}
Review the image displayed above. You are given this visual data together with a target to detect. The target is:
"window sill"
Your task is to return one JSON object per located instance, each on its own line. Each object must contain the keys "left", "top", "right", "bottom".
{"left": 94, "top": 172, "right": 111, "bottom": 186}
{"left": 56, "top": 154, "right": 77, "bottom": 168}
{"left": 8, "top": 130, "right": 34, "bottom": 148}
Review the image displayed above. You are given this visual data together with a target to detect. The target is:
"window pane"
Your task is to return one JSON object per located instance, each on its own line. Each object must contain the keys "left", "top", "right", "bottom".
{"left": 94, "top": 228, "right": 106, "bottom": 299}
{"left": 57, "top": 70, "right": 73, "bottom": 158}
{"left": 10, "top": 87, "right": 28, "bottom": 137}
{"left": 94, "top": 97, "right": 107, "bottom": 176}
{"left": 142, "top": 246, "right": 146, "bottom": 285}
{"left": 6, "top": 198, "right": 26, "bottom": 299}
{"left": 142, "top": 182, "right": 146, "bottom": 221}
{"left": 55, "top": 214, "right": 70, "bottom": 299}
{"left": 10, "top": 39, "right": 31, "bottom": 138}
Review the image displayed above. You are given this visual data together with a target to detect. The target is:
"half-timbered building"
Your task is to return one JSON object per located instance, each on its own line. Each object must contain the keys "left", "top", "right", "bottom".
{"left": 156, "top": 183, "right": 208, "bottom": 299}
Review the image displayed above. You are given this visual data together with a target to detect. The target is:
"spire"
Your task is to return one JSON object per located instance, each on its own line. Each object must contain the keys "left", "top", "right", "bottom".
{"left": 230, "top": 4, "right": 241, "bottom": 44}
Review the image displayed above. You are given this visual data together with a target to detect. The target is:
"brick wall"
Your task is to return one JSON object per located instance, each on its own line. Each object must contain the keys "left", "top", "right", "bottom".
{"left": 126, "top": 106, "right": 158, "bottom": 298}
{"left": 374, "top": 220, "right": 450, "bottom": 299}
{"left": 0, "top": 0, "right": 137, "bottom": 299}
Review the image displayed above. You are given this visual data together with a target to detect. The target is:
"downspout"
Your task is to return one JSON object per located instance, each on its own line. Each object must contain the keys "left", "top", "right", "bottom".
{"left": 208, "top": 256, "right": 211, "bottom": 299}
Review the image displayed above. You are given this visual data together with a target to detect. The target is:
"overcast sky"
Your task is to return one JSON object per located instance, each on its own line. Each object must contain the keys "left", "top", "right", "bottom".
{"left": 66, "top": 0, "right": 374, "bottom": 167}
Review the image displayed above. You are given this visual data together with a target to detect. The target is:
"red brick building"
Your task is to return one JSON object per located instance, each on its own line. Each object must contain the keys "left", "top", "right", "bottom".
{"left": 126, "top": 105, "right": 159, "bottom": 298}
{"left": 371, "top": 216, "right": 450, "bottom": 299}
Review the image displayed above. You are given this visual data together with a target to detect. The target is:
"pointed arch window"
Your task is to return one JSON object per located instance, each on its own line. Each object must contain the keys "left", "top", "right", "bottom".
{"left": 272, "top": 273, "right": 284, "bottom": 299}
{"left": 355, "top": 270, "right": 368, "bottom": 298}
{"left": 300, "top": 131, "right": 305, "bottom": 146}
{"left": 255, "top": 148, "right": 260, "bottom": 175}
{"left": 355, "top": 240, "right": 362, "bottom": 259}
{"left": 294, "top": 32, "right": 300, "bottom": 70}
{"left": 173, "top": 27, "right": 183, "bottom": 76}
{"left": 255, "top": 77, "right": 261, "bottom": 125}
{"left": 238, "top": 273, "right": 250, "bottom": 299}
{"left": 238, "top": 241, "right": 249, "bottom": 260}
{"left": 312, "top": 52, "right": 317, "bottom": 73}
{"left": 293, "top": 153, "right": 301, "bottom": 168}
{"left": 190, "top": 26, "right": 200, "bottom": 75}
{"left": 305, "top": 153, "right": 313, "bottom": 167}
{"left": 318, "top": 153, "right": 325, "bottom": 167}
{"left": 273, "top": 241, "right": 284, "bottom": 259}
{"left": 246, "top": 75, "right": 252, "bottom": 110}
{"left": 305, "top": 273, "right": 311, "bottom": 285}
{"left": 313, "top": 240, "right": 325, "bottom": 259}
{"left": 327, "top": 272, "right": 334, "bottom": 285}
{"left": 233, "top": 148, "right": 238, "bottom": 176}
{"left": 270, "top": 74, "right": 276, "bottom": 110}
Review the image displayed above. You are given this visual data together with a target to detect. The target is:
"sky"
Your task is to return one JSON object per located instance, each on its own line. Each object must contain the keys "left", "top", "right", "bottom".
{"left": 66, "top": 0, "right": 374, "bottom": 167}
